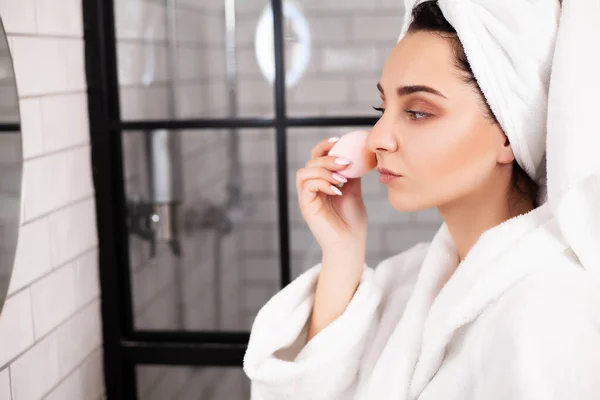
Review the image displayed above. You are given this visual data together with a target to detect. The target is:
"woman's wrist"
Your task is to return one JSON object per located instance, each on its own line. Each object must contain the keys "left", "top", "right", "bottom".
{"left": 322, "top": 242, "right": 366, "bottom": 272}
{"left": 321, "top": 234, "right": 366, "bottom": 257}
{"left": 307, "top": 241, "right": 366, "bottom": 343}
{"left": 322, "top": 242, "right": 365, "bottom": 258}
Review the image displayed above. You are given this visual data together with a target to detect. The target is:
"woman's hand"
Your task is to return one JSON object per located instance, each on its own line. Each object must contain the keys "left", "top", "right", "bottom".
{"left": 296, "top": 137, "right": 368, "bottom": 253}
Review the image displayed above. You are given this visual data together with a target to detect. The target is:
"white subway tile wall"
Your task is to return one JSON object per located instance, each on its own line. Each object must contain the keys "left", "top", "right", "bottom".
{"left": 48, "top": 198, "right": 97, "bottom": 266}
{"left": 0, "top": 368, "right": 9, "bottom": 399}
{"left": 40, "top": 94, "right": 90, "bottom": 153}
{"left": 19, "top": 98, "right": 44, "bottom": 159}
{"left": 55, "top": 301, "right": 102, "bottom": 379}
{"left": 0, "top": 0, "right": 103, "bottom": 399}
{"left": 31, "top": 263, "right": 78, "bottom": 338}
{"left": 44, "top": 349, "right": 104, "bottom": 400}
{"left": 0, "top": 289, "right": 35, "bottom": 367}
{"left": 10, "top": 37, "right": 85, "bottom": 97}
{"left": 35, "top": 0, "right": 83, "bottom": 36}
{"left": 9, "top": 333, "right": 61, "bottom": 400}
{"left": 0, "top": 0, "right": 36, "bottom": 35}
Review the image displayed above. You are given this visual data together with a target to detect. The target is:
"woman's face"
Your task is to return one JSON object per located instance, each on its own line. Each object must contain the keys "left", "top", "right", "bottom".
{"left": 366, "top": 31, "right": 513, "bottom": 212}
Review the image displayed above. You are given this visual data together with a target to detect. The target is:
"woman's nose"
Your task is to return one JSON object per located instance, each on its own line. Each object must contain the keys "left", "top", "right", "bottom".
{"left": 366, "top": 118, "right": 398, "bottom": 153}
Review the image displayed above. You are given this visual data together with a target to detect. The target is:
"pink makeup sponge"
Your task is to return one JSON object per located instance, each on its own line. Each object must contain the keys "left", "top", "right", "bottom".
{"left": 328, "top": 130, "right": 377, "bottom": 179}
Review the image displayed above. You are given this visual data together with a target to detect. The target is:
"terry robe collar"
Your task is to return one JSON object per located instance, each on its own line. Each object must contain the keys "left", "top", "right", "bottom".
{"left": 355, "top": 202, "right": 569, "bottom": 400}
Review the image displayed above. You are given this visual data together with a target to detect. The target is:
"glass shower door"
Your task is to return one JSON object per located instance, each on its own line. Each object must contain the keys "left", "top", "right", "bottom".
{"left": 85, "top": 0, "right": 419, "bottom": 398}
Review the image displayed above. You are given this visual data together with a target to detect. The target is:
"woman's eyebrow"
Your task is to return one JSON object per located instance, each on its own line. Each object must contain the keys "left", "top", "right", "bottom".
{"left": 377, "top": 83, "right": 448, "bottom": 99}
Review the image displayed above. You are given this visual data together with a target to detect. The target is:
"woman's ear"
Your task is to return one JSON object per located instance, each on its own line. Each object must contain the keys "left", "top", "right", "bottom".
{"left": 497, "top": 135, "right": 516, "bottom": 165}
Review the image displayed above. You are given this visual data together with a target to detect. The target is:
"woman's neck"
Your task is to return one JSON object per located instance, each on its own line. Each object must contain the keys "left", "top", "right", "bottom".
{"left": 438, "top": 183, "right": 534, "bottom": 262}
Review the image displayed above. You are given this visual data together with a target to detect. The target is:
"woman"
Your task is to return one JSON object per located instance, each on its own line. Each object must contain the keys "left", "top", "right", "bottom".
{"left": 244, "top": 1, "right": 600, "bottom": 399}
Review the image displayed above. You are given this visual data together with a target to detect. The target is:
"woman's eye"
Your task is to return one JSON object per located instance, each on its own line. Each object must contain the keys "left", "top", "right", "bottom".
{"left": 372, "top": 106, "right": 385, "bottom": 114}
{"left": 406, "top": 110, "right": 429, "bottom": 120}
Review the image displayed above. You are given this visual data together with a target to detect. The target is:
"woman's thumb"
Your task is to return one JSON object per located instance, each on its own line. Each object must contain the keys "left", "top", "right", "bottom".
{"left": 341, "top": 177, "right": 363, "bottom": 197}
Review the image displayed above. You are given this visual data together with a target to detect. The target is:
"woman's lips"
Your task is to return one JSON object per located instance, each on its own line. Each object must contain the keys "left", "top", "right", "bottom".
{"left": 377, "top": 167, "right": 402, "bottom": 184}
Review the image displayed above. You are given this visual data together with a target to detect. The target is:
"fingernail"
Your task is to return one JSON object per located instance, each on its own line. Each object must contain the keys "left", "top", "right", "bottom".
{"left": 332, "top": 173, "right": 347, "bottom": 183}
{"left": 334, "top": 158, "right": 351, "bottom": 165}
{"left": 330, "top": 185, "right": 343, "bottom": 196}
{"left": 328, "top": 137, "right": 340, "bottom": 143}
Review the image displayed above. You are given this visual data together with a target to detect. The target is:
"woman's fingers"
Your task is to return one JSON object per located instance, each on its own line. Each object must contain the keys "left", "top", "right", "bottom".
{"left": 296, "top": 167, "right": 348, "bottom": 191}
{"left": 296, "top": 137, "right": 350, "bottom": 212}
{"left": 301, "top": 179, "right": 343, "bottom": 210}
{"left": 305, "top": 155, "right": 352, "bottom": 171}
{"left": 310, "top": 136, "right": 342, "bottom": 159}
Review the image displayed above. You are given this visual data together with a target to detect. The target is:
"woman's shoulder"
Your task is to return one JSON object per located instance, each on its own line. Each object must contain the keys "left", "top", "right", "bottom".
{"left": 478, "top": 250, "right": 600, "bottom": 396}
{"left": 506, "top": 247, "right": 599, "bottom": 312}
{"left": 485, "top": 247, "right": 600, "bottom": 345}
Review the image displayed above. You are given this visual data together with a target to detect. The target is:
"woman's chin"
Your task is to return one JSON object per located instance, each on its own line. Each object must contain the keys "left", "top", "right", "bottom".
{"left": 388, "top": 192, "right": 433, "bottom": 213}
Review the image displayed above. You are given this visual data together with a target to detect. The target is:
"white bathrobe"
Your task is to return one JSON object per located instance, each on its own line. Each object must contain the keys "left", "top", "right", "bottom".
{"left": 243, "top": 202, "right": 600, "bottom": 399}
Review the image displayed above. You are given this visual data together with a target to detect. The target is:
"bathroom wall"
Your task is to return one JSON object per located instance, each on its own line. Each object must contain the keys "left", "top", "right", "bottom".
{"left": 0, "top": 0, "right": 104, "bottom": 399}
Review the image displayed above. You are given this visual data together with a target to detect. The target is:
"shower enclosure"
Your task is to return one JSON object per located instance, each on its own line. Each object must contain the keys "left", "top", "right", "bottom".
{"left": 83, "top": 0, "right": 435, "bottom": 398}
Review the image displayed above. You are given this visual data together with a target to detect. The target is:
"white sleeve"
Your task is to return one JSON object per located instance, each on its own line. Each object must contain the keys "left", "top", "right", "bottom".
{"left": 243, "top": 263, "right": 383, "bottom": 400}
